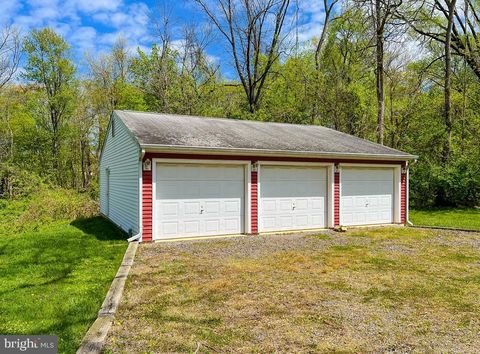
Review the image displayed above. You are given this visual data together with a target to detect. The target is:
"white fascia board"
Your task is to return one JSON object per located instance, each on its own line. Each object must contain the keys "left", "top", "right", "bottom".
{"left": 141, "top": 144, "right": 418, "bottom": 161}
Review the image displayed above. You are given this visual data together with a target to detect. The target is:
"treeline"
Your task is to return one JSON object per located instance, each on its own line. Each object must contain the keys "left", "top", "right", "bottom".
{"left": 0, "top": 0, "right": 479, "bottom": 207}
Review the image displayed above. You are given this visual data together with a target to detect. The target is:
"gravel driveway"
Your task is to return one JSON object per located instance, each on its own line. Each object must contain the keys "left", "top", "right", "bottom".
{"left": 105, "top": 227, "right": 480, "bottom": 353}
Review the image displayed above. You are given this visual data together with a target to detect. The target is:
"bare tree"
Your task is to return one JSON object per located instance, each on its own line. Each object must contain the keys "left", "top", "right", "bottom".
{"left": 0, "top": 25, "right": 21, "bottom": 91}
{"left": 177, "top": 25, "right": 220, "bottom": 114}
{"left": 86, "top": 37, "right": 131, "bottom": 158}
{"left": 443, "top": 0, "right": 457, "bottom": 161}
{"left": 400, "top": 0, "right": 480, "bottom": 80}
{"left": 315, "top": 0, "right": 340, "bottom": 70}
{"left": 355, "top": 0, "right": 403, "bottom": 144}
{"left": 193, "top": 0, "right": 291, "bottom": 113}
{"left": 398, "top": 0, "right": 463, "bottom": 160}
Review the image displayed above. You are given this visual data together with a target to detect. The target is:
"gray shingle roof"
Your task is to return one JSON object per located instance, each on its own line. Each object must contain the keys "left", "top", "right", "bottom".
{"left": 115, "top": 110, "right": 416, "bottom": 160}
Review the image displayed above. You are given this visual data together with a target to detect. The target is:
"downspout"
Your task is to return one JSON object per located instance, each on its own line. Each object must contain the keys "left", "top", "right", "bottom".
{"left": 128, "top": 149, "right": 146, "bottom": 243}
{"left": 406, "top": 160, "right": 417, "bottom": 226}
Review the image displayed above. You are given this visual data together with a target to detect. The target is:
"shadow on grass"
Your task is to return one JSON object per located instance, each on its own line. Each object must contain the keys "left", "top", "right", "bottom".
{"left": 70, "top": 216, "right": 127, "bottom": 241}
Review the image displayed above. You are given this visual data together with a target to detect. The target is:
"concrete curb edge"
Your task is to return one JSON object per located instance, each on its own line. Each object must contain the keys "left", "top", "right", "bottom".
{"left": 409, "top": 225, "right": 480, "bottom": 233}
{"left": 76, "top": 241, "right": 138, "bottom": 354}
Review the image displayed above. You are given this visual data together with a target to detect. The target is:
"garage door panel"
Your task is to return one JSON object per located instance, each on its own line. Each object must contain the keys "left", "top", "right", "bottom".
{"left": 260, "top": 166, "right": 327, "bottom": 232}
{"left": 205, "top": 201, "right": 220, "bottom": 214}
{"left": 311, "top": 198, "right": 325, "bottom": 210}
{"left": 262, "top": 200, "right": 276, "bottom": 212}
{"left": 311, "top": 214, "right": 323, "bottom": 224}
{"left": 160, "top": 202, "right": 178, "bottom": 217}
{"left": 262, "top": 217, "right": 276, "bottom": 229}
{"left": 280, "top": 199, "right": 292, "bottom": 211}
{"left": 296, "top": 215, "right": 309, "bottom": 226}
{"left": 184, "top": 220, "right": 200, "bottom": 234}
{"left": 280, "top": 216, "right": 294, "bottom": 227}
{"left": 379, "top": 196, "right": 391, "bottom": 206}
{"left": 205, "top": 220, "right": 220, "bottom": 232}
{"left": 162, "top": 222, "right": 179, "bottom": 235}
{"left": 341, "top": 168, "right": 394, "bottom": 226}
{"left": 155, "top": 164, "right": 245, "bottom": 239}
{"left": 224, "top": 218, "right": 240, "bottom": 231}
{"left": 184, "top": 201, "right": 201, "bottom": 215}
{"left": 224, "top": 200, "right": 240, "bottom": 212}
{"left": 296, "top": 199, "right": 308, "bottom": 210}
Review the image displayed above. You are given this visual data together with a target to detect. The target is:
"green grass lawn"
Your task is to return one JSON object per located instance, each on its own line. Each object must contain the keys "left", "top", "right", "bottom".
{"left": 0, "top": 216, "right": 128, "bottom": 354}
{"left": 410, "top": 208, "right": 480, "bottom": 230}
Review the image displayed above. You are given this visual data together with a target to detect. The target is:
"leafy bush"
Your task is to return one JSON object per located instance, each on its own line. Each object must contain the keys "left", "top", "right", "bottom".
{"left": 411, "top": 157, "right": 480, "bottom": 208}
{"left": 0, "top": 188, "right": 98, "bottom": 235}
{"left": 0, "top": 164, "right": 47, "bottom": 199}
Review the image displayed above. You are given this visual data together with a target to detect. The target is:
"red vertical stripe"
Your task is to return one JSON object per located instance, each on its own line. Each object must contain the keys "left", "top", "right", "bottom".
{"left": 334, "top": 167, "right": 340, "bottom": 226}
{"left": 251, "top": 170, "right": 258, "bottom": 234}
{"left": 142, "top": 167, "right": 153, "bottom": 242}
{"left": 401, "top": 171, "right": 407, "bottom": 224}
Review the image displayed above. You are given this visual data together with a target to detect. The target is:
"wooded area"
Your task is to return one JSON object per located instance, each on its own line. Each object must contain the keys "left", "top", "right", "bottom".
{"left": 0, "top": 0, "right": 479, "bottom": 208}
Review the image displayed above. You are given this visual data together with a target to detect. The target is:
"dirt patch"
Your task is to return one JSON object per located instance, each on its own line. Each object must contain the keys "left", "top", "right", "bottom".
{"left": 104, "top": 227, "right": 480, "bottom": 353}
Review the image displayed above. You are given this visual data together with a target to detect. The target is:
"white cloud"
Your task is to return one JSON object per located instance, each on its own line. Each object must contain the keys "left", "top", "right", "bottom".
{"left": 205, "top": 54, "right": 219, "bottom": 65}
{"left": 286, "top": 0, "right": 328, "bottom": 43}
{"left": 0, "top": 0, "right": 22, "bottom": 23}
{"left": 71, "top": 0, "right": 122, "bottom": 13}
{"left": 70, "top": 25, "right": 97, "bottom": 53}
{"left": 1, "top": 0, "right": 154, "bottom": 73}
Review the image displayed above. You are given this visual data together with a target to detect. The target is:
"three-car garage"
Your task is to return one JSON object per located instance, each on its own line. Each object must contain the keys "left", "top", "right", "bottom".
{"left": 150, "top": 159, "right": 402, "bottom": 241}
{"left": 100, "top": 110, "right": 415, "bottom": 242}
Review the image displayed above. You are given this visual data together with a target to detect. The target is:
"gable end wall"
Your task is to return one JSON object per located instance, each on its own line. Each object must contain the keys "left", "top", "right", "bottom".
{"left": 100, "top": 113, "right": 140, "bottom": 235}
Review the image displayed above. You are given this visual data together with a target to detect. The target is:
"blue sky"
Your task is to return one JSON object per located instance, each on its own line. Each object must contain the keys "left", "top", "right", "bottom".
{"left": 2, "top": 0, "right": 328, "bottom": 78}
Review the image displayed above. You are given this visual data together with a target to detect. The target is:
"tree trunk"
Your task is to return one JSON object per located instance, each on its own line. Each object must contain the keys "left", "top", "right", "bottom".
{"left": 389, "top": 81, "right": 395, "bottom": 148}
{"left": 443, "top": 0, "right": 457, "bottom": 162}
{"left": 80, "top": 139, "right": 86, "bottom": 190}
{"left": 375, "top": 0, "right": 385, "bottom": 145}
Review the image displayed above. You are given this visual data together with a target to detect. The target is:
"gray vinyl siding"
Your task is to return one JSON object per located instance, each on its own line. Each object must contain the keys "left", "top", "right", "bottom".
{"left": 100, "top": 112, "right": 140, "bottom": 235}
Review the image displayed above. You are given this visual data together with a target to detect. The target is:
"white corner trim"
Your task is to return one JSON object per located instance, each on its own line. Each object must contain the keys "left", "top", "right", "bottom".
{"left": 139, "top": 161, "right": 143, "bottom": 242}
{"left": 327, "top": 165, "right": 335, "bottom": 228}
{"left": 152, "top": 158, "right": 157, "bottom": 241}
{"left": 406, "top": 163, "right": 410, "bottom": 223}
{"left": 394, "top": 166, "right": 402, "bottom": 223}
{"left": 246, "top": 162, "right": 252, "bottom": 234}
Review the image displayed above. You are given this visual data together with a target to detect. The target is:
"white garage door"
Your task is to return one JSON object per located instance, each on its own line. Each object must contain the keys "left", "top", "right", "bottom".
{"left": 155, "top": 164, "right": 245, "bottom": 239}
{"left": 260, "top": 166, "right": 327, "bottom": 232}
{"left": 341, "top": 168, "right": 394, "bottom": 226}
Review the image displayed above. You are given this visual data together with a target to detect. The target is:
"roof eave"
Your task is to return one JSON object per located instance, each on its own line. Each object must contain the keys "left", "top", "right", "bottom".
{"left": 140, "top": 144, "right": 418, "bottom": 161}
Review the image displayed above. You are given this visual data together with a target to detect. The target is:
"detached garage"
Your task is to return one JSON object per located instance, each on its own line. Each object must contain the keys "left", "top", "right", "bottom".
{"left": 99, "top": 110, "right": 416, "bottom": 242}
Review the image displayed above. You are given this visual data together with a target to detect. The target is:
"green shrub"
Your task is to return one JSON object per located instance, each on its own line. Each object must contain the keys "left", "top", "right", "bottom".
{"left": 0, "top": 188, "right": 98, "bottom": 235}
{"left": 0, "top": 164, "right": 47, "bottom": 199}
{"left": 411, "top": 156, "right": 480, "bottom": 208}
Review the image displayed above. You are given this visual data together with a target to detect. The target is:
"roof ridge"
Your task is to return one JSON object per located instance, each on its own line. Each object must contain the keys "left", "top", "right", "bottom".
{"left": 115, "top": 109, "right": 332, "bottom": 129}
